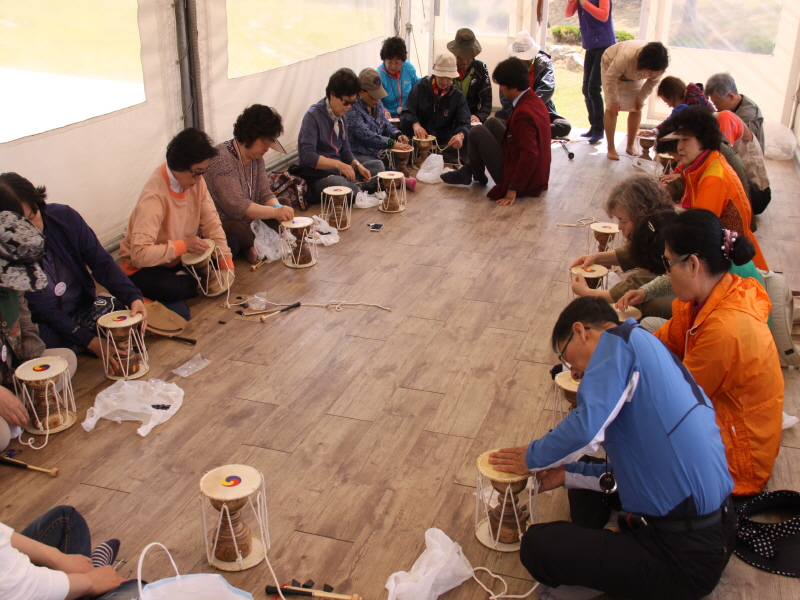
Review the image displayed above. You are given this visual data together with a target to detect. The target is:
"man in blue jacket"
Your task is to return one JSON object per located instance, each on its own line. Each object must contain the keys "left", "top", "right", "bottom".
{"left": 490, "top": 297, "right": 735, "bottom": 600}
{"left": 0, "top": 173, "right": 147, "bottom": 355}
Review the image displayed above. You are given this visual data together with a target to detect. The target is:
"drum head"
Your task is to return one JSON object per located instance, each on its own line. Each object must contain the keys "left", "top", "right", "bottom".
{"left": 390, "top": 147, "right": 411, "bottom": 154}
{"left": 378, "top": 171, "right": 403, "bottom": 179}
{"left": 555, "top": 370, "right": 580, "bottom": 393}
{"left": 570, "top": 264, "right": 609, "bottom": 279}
{"left": 200, "top": 464, "right": 262, "bottom": 501}
{"left": 476, "top": 449, "right": 529, "bottom": 483}
{"left": 589, "top": 222, "right": 619, "bottom": 234}
{"left": 97, "top": 310, "right": 143, "bottom": 329}
{"left": 281, "top": 216, "right": 314, "bottom": 229}
{"left": 413, "top": 135, "right": 436, "bottom": 143}
{"left": 15, "top": 355, "right": 68, "bottom": 381}
{"left": 322, "top": 186, "right": 351, "bottom": 196}
{"left": 182, "top": 239, "right": 215, "bottom": 265}
{"left": 612, "top": 304, "right": 642, "bottom": 321}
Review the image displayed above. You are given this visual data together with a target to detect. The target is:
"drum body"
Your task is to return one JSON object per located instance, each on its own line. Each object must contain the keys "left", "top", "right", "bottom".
{"left": 377, "top": 171, "right": 406, "bottom": 213}
{"left": 413, "top": 135, "right": 437, "bottom": 167}
{"left": 570, "top": 264, "right": 609, "bottom": 290}
{"left": 15, "top": 356, "right": 77, "bottom": 441}
{"left": 555, "top": 371, "right": 580, "bottom": 410}
{"left": 96, "top": 311, "right": 149, "bottom": 381}
{"left": 588, "top": 222, "right": 619, "bottom": 253}
{"left": 279, "top": 217, "right": 318, "bottom": 269}
{"left": 321, "top": 186, "right": 353, "bottom": 230}
{"left": 199, "top": 464, "right": 269, "bottom": 571}
{"left": 182, "top": 238, "right": 234, "bottom": 297}
{"left": 475, "top": 450, "right": 531, "bottom": 552}
{"left": 389, "top": 147, "right": 412, "bottom": 171}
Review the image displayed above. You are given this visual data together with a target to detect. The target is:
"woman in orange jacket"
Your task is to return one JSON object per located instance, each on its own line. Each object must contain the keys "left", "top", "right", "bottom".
{"left": 645, "top": 209, "right": 782, "bottom": 496}
{"left": 658, "top": 106, "right": 767, "bottom": 270}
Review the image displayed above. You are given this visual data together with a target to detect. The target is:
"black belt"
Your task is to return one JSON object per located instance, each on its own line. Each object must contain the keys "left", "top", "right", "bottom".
{"left": 620, "top": 500, "right": 729, "bottom": 533}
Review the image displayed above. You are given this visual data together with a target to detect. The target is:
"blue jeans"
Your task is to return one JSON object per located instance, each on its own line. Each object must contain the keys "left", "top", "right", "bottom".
{"left": 583, "top": 46, "right": 608, "bottom": 134}
{"left": 21, "top": 506, "right": 139, "bottom": 599}
{"left": 312, "top": 158, "right": 385, "bottom": 201}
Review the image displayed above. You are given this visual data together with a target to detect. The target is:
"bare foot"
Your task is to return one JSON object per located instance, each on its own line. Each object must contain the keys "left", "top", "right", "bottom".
{"left": 245, "top": 246, "right": 259, "bottom": 264}
{"left": 626, "top": 146, "right": 636, "bottom": 156}
{"left": 607, "top": 148, "right": 620, "bottom": 161}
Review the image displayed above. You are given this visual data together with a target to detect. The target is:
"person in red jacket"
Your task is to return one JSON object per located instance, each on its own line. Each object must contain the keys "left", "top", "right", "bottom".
{"left": 441, "top": 57, "right": 551, "bottom": 205}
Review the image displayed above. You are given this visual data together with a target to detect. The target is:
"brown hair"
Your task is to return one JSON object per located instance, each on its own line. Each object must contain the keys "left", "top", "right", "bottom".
{"left": 657, "top": 76, "right": 686, "bottom": 104}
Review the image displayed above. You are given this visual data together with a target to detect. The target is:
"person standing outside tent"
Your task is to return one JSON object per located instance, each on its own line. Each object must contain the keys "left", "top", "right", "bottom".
{"left": 566, "top": 0, "right": 616, "bottom": 144}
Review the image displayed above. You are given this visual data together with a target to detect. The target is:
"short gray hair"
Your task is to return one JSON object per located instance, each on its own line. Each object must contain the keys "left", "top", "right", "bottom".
{"left": 705, "top": 72, "right": 738, "bottom": 98}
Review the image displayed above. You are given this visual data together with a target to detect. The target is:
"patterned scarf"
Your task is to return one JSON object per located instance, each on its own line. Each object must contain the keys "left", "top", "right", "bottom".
{"left": 0, "top": 211, "right": 47, "bottom": 292}
{"left": 325, "top": 98, "right": 346, "bottom": 140}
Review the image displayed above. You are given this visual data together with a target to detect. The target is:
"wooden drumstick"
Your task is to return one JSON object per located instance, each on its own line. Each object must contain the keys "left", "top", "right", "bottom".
{"left": 259, "top": 302, "right": 301, "bottom": 323}
{"left": 265, "top": 585, "right": 360, "bottom": 600}
{"left": 0, "top": 456, "right": 59, "bottom": 477}
{"left": 250, "top": 260, "right": 267, "bottom": 272}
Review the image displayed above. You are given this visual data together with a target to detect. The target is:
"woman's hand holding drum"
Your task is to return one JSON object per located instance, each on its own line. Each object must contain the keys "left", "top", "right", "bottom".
{"left": 570, "top": 253, "right": 598, "bottom": 269}
{"left": 571, "top": 274, "right": 592, "bottom": 296}
{"left": 184, "top": 236, "right": 211, "bottom": 254}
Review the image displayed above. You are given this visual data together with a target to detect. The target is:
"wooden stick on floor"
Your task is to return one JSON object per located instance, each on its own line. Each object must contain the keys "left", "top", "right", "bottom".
{"left": 1, "top": 456, "right": 59, "bottom": 477}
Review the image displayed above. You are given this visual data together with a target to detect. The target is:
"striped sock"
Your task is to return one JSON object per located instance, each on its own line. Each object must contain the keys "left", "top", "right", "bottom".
{"left": 91, "top": 539, "right": 120, "bottom": 568}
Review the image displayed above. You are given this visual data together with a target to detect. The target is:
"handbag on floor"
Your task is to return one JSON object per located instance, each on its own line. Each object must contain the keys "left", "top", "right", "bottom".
{"left": 137, "top": 543, "right": 253, "bottom": 600}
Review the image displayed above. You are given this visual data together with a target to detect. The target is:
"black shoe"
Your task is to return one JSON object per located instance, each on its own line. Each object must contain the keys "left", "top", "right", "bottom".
{"left": 588, "top": 132, "right": 604, "bottom": 144}
{"left": 473, "top": 171, "right": 489, "bottom": 186}
{"left": 580, "top": 130, "right": 593, "bottom": 138}
{"left": 440, "top": 165, "right": 473, "bottom": 185}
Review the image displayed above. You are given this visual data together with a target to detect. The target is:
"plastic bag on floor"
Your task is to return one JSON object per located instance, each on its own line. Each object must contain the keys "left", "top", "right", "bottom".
{"left": 311, "top": 215, "right": 340, "bottom": 246}
{"left": 385, "top": 528, "right": 473, "bottom": 600}
{"left": 416, "top": 154, "right": 446, "bottom": 184}
{"left": 355, "top": 190, "right": 384, "bottom": 208}
{"left": 763, "top": 120, "right": 797, "bottom": 161}
{"left": 251, "top": 219, "right": 285, "bottom": 263}
{"left": 172, "top": 354, "right": 211, "bottom": 378}
{"left": 783, "top": 412, "right": 799, "bottom": 430}
{"left": 82, "top": 379, "right": 184, "bottom": 436}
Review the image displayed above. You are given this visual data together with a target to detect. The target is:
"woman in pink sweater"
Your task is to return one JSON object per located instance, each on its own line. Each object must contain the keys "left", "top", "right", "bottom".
{"left": 119, "top": 128, "right": 233, "bottom": 319}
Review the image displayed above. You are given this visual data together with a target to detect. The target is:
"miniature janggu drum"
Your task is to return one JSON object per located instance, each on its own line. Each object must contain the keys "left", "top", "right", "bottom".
{"left": 612, "top": 303, "right": 642, "bottom": 322}
{"left": 588, "top": 222, "right": 619, "bottom": 253}
{"left": 321, "top": 186, "right": 353, "bottom": 230}
{"left": 377, "top": 171, "right": 406, "bottom": 213}
{"left": 389, "top": 147, "right": 412, "bottom": 171}
{"left": 636, "top": 134, "right": 656, "bottom": 160}
{"left": 279, "top": 217, "right": 317, "bottom": 268}
{"left": 475, "top": 450, "right": 533, "bottom": 552}
{"left": 570, "top": 264, "right": 609, "bottom": 290}
{"left": 182, "top": 238, "right": 233, "bottom": 297}
{"left": 199, "top": 464, "right": 271, "bottom": 571}
{"left": 413, "top": 135, "right": 437, "bottom": 167}
{"left": 15, "top": 356, "right": 76, "bottom": 448}
{"left": 96, "top": 311, "right": 149, "bottom": 380}
{"left": 555, "top": 370, "right": 579, "bottom": 410}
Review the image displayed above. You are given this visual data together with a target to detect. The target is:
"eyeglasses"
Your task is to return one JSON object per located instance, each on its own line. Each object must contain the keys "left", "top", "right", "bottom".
{"left": 339, "top": 97, "right": 357, "bottom": 107}
{"left": 189, "top": 168, "right": 208, "bottom": 179}
{"left": 661, "top": 253, "right": 691, "bottom": 273}
{"left": 557, "top": 331, "right": 575, "bottom": 369}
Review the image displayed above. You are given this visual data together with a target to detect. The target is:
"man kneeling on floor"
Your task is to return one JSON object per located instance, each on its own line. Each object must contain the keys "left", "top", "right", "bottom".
{"left": 442, "top": 57, "right": 551, "bottom": 206}
{"left": 490, "top": 297, "right": 735, "bottom": 600}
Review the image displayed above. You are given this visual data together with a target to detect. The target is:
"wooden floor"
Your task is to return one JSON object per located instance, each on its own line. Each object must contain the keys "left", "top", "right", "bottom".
{"left": 3, "top": 137, "right": 800, "bottom": 600}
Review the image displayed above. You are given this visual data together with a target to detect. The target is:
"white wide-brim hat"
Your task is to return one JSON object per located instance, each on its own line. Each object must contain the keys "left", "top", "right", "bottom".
{"left": 508, "top": 30, "right": 540, "bottom": 60}
{"left": 431, "top": 53, "right": 459, "bottom": 78}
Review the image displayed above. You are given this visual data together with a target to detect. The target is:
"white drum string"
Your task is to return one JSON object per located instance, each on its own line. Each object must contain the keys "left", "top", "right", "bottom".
{"left": 199, "top": 494, "right": 212, "bottom": 564}
{"left": 19, "top": 380, "right": 55, "bottom": 450}
{"left": 557, "top": 216, "right": 599, "bottom": 228}
{"left": 472, "top": 567, "right": 538, "bottom": 599}
{"left": 253, "top": 478, "right": 286, "bottom": 600}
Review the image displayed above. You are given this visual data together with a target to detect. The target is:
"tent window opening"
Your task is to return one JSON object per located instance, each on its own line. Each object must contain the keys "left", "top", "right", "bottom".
{"left": 0, "top": 0, "right": 145, "bottom": 144}
{"left": 668, "top": 0, "right": 782, "bottom": 56}
{"left": 226, "top": 0, "right": 385, "bottom": 79}
{"left": 446, "top": 0, "right": 510, "bottom": 38}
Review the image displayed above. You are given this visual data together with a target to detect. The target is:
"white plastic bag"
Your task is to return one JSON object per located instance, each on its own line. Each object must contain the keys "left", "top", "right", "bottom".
{"left": 385, "top": 528, "right": 473, "bottom": 600}
{"left": 172, "top": 354, "right": 211, "bottom": 378}
{"left": 251, "top": 219, "right": 285, "bottom": 263}
{"left": 138, "top": 543, "right": 253, "bottom": 600}
{"left": 82, "top": 379, "right": 184, "bottom": 436}
{"left": 355, "top": 190, "right": 384, "bottom": 208}
{"left": 763, "top": 119, "right": 797, "bottom": 161}
{"left": 311, "top": 215, "right": 340, "bottom": 246}
{"left": 783, "top": 412, "right": 799, "bottom": 430}
{"left": 416, "top": 154, "right": 446, "bottom": 184}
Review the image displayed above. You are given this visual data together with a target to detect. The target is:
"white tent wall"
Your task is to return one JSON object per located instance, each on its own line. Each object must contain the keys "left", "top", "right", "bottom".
{"left": 195, "top": 0, "right": 395, "bottom": 160}
{"left": 643, "top": 1, "right": 800, "bottom": 127}
{"left": 0, "top": 1, "right": 183, "bottom": 244}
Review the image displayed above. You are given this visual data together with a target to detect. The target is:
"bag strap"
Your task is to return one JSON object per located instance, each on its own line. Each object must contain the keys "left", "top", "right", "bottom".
{"left": 138, "top": 542, "right": 182, "bottom": 596}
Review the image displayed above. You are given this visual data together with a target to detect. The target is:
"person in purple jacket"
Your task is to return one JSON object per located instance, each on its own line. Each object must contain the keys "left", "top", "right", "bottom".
{"left": 0, "top": 173, "right": 146, "bottom": 356}
{"left": 296, "top": 68, "right": 385, "bottom": 202}
{"left": 565, "top": 0, "right": 616, "bottom": 144}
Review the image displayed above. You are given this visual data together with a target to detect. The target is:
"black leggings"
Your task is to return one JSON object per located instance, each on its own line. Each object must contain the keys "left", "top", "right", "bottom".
{"left": 129, "top": 264, "right": 198, "bottom": 303}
